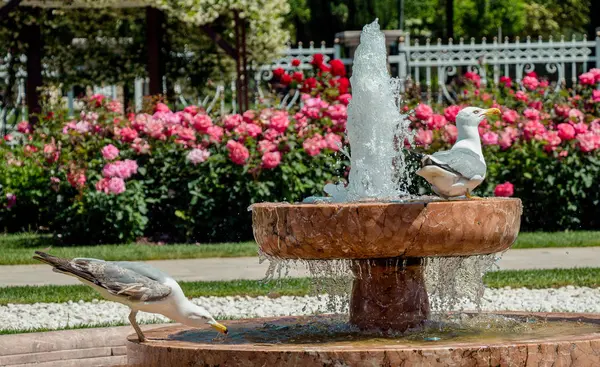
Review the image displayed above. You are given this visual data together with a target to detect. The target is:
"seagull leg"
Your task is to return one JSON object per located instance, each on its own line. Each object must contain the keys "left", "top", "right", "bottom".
{"left": 466, "top": 191, "right": 483, "bottom": 200}
{"left": 129, "top": 310, "right": 146, "bottom": 342}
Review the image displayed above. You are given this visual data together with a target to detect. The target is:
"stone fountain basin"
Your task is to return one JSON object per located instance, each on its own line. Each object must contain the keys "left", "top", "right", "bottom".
{"left": 252, "top": 198, "right": 522, "bottom": 259}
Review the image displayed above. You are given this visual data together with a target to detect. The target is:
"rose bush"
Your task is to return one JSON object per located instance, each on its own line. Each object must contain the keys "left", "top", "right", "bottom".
{"left": 1, "top": 56, "right": 599, "bottom": 242}
{"left": 0, "top": 58, "right": 350, "bottom": 243}
{"left": 406, "top": 69, "right": 600, "bottom": 230}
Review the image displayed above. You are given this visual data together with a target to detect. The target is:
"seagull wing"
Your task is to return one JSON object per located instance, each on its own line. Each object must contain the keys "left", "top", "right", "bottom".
{"left": 426, "top": 148, "right": 486, "bottom": 180}
{"left": 34, "top": 252, "right": 171, "bottom": 302}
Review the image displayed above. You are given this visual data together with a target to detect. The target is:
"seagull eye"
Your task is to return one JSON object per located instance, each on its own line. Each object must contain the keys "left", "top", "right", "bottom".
{"left": 473, "top": 109, "right": 481, "bottom": 114}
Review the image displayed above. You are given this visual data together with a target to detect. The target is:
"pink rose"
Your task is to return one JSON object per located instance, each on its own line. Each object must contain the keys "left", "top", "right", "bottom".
{"left": 522, "top": 76, "right": 539, "bottom": 90}
{"left": 226, "top": 140, "right": 250, "bottom": 165}
{"left": 592, "top": 90, "right": 600, "bottom": 102}
{"left": 443, "top": 124, "right": 458, "bottom": 144}
{"left": 464, "top": 71, "right": 481, "bottom": 88}
{"left": 556, "top": 123, "right": 576, "bottom": 140}
{"left": 183, "top": 105, "right": 199, "bottom": 115}
{"left": 415, "top": 128, "right": 433, "bottom": 147}
{"left": 501, "top": 109, "right": 519, "bottom": 124}
{"left": 17, "top": 121, "right": 30, "bottom": 134}
{"left": 261, "top": 151, "right": 282, "bottom": 169}
{"left": 591, "top": 119, "right": 600, "bottom": 134}
{"left": 577, "top": 132, "right": 598, "bottom": 152}
{"left": 207, "top": 126, "right": 224, "bottom": 143}
{"left": 427, "top": 114, "right": 447, "bottom": 130}
{"left": 119, "top": 127, "right": 138, "bottom": 143}
{"left": 107, "top": 100, "right": 123, "bottom": 113}
{"left": 499, "top": 76, "right": 512, "bottom": 87}
{"left": 303, "top": 134, "right": 324, "bottom": 156}
{"left": 568, "top": 109, "right": 584, "bottom": 123}
{"left": 515, "top": 91, "right": 528, "bottom": 102}
{"left": 579, "top": 72, "right": 596, "bottom": 85}
{"left": 269, "top": 111, "right": 290, "bottom": 133}
{"left": 223, "top": 114, "right": 243, "bottom": 131}
{"left": 338, "top": 94, "right": 352, "bottom": 105}
{"left": 494, "top": 182, "right": 514, "bottom": 197}
{"left": 101, "top": 144, "right": 120, "bottom": 160}
{"left": 573, "top": 122, "right": 589, "bottom": 135}
{"left": 523, "top": 108, "right": 540, "bottom": 121}
{"left": 414, "top": 103, "right": 433, "bottom": 121}
{"left": 67, "top": 171, "right": 87, "bottom": 189}
{"left": 6, "top": 193, "right": 16, "bottom": 209}
{"left": 523, "top": 120, "right": 546, "bottom": 140}
{"left": 262, "top": 128, "right": 281, "bottom": 141}
{"left": 443, "top": 105, "right": 461, "bottom": 123}
{"left": 107, "top": 177, "right": 126, "bottom": 195}
{"left": 528, "top": 101, "right": 543, "bottom": 111}
{"left": 192, "top": 114, "right": 213, "bottom": 133}
{"left": 543, "top": 131, "right": 561, "bottom": 152}
{"left": 482, "top": 132, "right": 499, "bottom": 146}
{"left": 258, "top": 140, "right": 277, "bottom": 154}
{"left": 102, "top": 160, "right": 138, "bottom": 179}
{"left": 155, "top": 103, "right": 170, "bottom": 113}
{"left": 590, "top": 68, "right": 600, "bottom": 82}
{"left": 186, "top": 148, "right": 210, "bottom": 165}
{"left": 499, "top": 130, "right": 513, "bottom": 150}
{"left": 324, "top": 133, "right": 342, "bottom": 151}
{"left": 242, "top": 110, "right": 256, "bottom": 123}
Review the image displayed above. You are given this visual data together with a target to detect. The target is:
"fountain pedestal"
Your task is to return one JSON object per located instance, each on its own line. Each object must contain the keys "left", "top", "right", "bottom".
{"left": 350, "top": 257, "right": 429, "bottom": 331}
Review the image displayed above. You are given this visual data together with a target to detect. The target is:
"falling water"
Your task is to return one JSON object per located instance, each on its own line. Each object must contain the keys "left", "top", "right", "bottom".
{"left": 324, "top": 19, "right": 413, "bottom": 202}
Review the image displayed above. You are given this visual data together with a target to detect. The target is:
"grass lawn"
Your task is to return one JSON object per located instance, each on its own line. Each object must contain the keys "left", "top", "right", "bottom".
{"left": 0, "top": 233, "right": 257, "bottom": 265}
{"left": 0, "top": 230, "right": 599, "bottom": 265}
{"left": 1, "top": 268, "right": 598, "bottom": 306}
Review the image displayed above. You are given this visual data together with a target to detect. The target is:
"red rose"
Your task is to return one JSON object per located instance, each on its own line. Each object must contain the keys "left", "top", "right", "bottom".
{"left": 281, "top": 73, "right": 292, "bottom": 85}
{"left": 273, "top": 67, "right": 285, "bottom": 79}
{"left": 318, "top": 63, "right": 330, "bottom": 73}
{"left": 329, "top": 59, "right": 346, "bottom": 77}
{"left": 292, "top": 71, "right": 304, "bottom": 82}
{"left": 291, "top": 58, "right": 301, "bottom": 67}
{"left": 311, "top": 54, "right": 324, "bottom": 66}
{"left": 494, "top": 182, "right": 514, "bottom": 197}
{"left": 302, "top": 77, "right": 318, "bottom": 92}
{"left": 335, "top": 77, "right": 350, "bottom": 94}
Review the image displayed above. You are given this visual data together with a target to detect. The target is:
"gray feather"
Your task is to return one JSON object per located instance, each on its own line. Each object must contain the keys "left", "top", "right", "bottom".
{"left": 425, "top": 148, "right": 486, "bottom": 179}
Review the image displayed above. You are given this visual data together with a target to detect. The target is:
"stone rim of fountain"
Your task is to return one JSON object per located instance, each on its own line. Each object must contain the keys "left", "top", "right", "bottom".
{"left": 126, "top": 312, "right": 600, "bottom": 367}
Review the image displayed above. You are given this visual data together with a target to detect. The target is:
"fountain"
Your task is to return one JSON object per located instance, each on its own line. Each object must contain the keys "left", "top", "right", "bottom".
{"left": 127, "top": 20, "right": 600, "bottom": 366}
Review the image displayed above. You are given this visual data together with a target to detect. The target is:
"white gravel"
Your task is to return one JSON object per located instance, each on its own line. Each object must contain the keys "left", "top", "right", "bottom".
{"left": 1, "top": 287, "right": 599, "bottom": 331}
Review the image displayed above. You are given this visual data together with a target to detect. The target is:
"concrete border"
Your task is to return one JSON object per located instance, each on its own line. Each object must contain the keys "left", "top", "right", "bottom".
{"left": 0, "top": 324, "right": 169, "bottom": 367}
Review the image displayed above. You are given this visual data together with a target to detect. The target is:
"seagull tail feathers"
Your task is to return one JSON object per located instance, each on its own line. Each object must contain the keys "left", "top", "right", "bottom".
{"left": 33, "top": 251, "right": 69, "bottom": 267}
{"left": 33, "top": 251, "right": 95, "bottom": 283}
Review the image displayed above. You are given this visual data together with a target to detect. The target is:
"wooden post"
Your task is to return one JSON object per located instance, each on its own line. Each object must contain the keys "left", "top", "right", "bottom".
{"left": 146, "top": 7, "right": 165, "bottom": 96}
{"left": 22, "top": 12, "right": 43, "bottom": 125}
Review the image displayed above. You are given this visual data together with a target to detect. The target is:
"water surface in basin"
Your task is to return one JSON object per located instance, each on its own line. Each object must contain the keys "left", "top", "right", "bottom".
{"left": 168, "top": 314, "right": 600, "bottom": 347}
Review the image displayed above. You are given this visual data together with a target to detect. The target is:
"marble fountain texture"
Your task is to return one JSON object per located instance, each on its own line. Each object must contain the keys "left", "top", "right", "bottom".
{"left": 126, "top": 198, "right": 600, "bottom": 366}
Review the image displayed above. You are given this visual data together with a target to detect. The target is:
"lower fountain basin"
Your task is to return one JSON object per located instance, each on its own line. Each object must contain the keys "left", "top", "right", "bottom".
{"left": 126, "top": 313, "right": 600, "bottom": 366}
{"left": 251, "top": 198, "right": 522, "bottom": 259}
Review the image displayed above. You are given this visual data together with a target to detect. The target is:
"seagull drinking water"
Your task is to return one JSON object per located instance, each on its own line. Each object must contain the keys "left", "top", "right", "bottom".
{"left": 33, "top": 251, "right": 228, "bottom": 342}
{"left": 415, "top": 107, "right": 501, "bottom": 199}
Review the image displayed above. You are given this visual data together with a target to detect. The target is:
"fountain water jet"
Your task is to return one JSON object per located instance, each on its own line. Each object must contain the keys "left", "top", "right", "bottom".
{"left": 126, "top": 20, "right": 600, "bottom": 367}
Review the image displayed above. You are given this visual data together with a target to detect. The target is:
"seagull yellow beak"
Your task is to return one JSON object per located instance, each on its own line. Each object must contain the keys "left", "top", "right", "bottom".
{"left": 211, "top": 321, "right": 228, "bottom": 334}
{"left": 482, "top": 108, "right": 501, "bottom": 116}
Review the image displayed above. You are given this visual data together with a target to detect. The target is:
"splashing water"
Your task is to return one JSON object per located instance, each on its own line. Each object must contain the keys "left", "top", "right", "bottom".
{"left": 325, "top": 19, "right": 413, "bottom": 202}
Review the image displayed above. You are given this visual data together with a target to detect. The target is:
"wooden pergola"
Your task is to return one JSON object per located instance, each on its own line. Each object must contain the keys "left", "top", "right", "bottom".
{"left": 0, "top": 0, "right": 250, "bottom": 123}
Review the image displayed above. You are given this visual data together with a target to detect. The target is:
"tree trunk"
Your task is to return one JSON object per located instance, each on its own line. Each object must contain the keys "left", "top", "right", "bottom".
{"left": 22, "top": 11, "right": 43, "bottom": 125}
{"left": 146, "top": 7, "right": 165, "bottom": 96}
{"left": 446, "top": 0, "right": 454, "bottom": 39}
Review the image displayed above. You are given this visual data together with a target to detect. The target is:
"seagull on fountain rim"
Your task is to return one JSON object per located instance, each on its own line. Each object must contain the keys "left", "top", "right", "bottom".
{"left": 414, "top": 107, "right": 501, "bottom": 199}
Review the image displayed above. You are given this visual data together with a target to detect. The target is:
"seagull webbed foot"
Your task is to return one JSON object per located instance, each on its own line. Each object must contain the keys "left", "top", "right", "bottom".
{"left": 465, "top": 191, "right": 483, "bottom": 200}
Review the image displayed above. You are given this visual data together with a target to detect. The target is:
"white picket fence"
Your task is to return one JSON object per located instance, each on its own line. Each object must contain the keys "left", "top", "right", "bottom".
{"left": 1, "top": 33, "right": 599, "bottom": 127}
